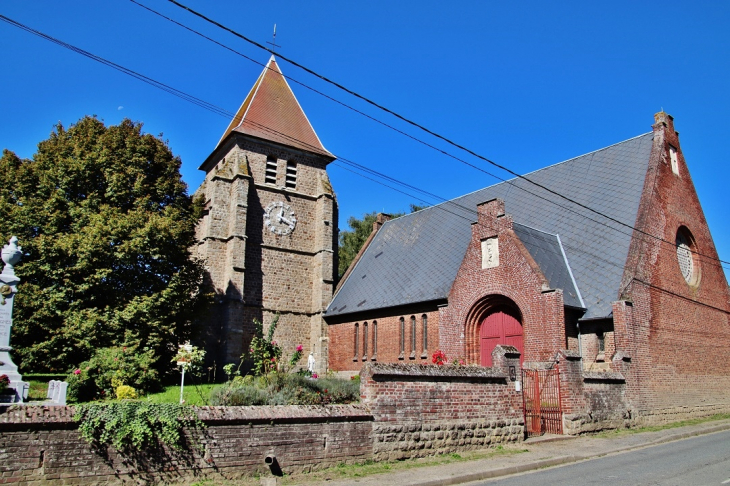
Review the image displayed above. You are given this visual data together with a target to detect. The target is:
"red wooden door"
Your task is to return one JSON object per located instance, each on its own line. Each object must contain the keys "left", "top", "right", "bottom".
{"left": 480, "top": 310, "right": 524, "bottom": 366}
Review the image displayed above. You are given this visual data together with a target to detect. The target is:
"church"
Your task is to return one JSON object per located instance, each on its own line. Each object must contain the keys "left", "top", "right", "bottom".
{"left": 326, "top": 111, "right": 730, "bottom": 420}
{"left": 194, "top": 56, "right": 730, "bottom": 422}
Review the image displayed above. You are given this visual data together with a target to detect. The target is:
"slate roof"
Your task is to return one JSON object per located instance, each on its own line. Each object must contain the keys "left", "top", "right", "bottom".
{"left": 214, "top": 56, "right": 333, "bottom": 159}
{"left": 512, "top": 223, "right": 583, "bottom": 309}
{"left": 326, "top": 132, "right": 655, "bottom": 319}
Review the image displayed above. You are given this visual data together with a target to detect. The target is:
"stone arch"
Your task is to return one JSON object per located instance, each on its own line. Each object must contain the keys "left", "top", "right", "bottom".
{"left": 465, "top": 295, "right": 523, "bottom": 366}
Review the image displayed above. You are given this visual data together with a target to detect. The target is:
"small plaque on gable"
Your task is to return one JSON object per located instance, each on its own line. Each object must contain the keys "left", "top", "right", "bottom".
{"left": 481, "top": 237, "right": 499, "bottom": 269}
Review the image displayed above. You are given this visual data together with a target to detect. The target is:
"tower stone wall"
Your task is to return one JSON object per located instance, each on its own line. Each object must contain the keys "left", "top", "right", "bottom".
{"left": 194, "top": 57, "right": 337, "bottom": 374}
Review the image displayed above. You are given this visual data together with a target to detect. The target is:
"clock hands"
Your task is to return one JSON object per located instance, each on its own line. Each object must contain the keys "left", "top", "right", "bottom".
{"left": 276, "top": 208, "right": 295, "bottom": 228}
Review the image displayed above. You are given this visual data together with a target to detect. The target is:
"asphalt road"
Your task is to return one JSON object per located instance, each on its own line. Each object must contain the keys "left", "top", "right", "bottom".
{"left": 468, "top": 429, "right": 730, "bottom": 486}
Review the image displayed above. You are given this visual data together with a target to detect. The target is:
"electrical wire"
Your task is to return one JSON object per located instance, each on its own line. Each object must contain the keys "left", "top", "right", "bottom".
{"left": 1, "top": 13, "right": 728, "bottom": 311}
{"left": 159, "top": 0, "right": 730, "bottom": 270}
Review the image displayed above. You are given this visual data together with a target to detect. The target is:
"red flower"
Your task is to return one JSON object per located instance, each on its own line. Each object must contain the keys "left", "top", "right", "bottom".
{"left": 74, "top": 369, "right": 81, "bottom": 375}
{"left": 296, "top": 344, "right": 303, "bottom": 352}
{"left": 432, "top": 350, "right": 447, "bottom": 366}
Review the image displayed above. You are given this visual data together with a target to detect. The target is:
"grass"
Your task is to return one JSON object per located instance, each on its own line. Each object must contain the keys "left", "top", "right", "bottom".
{"left": 27, "top": 379, "right": 50, "bottom": 401}
{"left": 591, "top": 413, "right": 730, "bottom": 438}
{"left": 179, "top": 446, "right": 528, "bottom": 486}
{"left": 25, "top": 378, "right": 220, "bottom": 405}
{"left": 144, "top": 382, "right": 219, "bottom": 406}
{"left": 277, "top": 445, "right": 527, "bottom": 485}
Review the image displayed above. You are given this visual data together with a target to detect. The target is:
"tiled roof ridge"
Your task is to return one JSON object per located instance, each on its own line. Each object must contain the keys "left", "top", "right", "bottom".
{"left": 391, "top": 131, "right": 654, "bottom": 224}
{"left": 517, "top": 132, "right": 653, "bottom": 181}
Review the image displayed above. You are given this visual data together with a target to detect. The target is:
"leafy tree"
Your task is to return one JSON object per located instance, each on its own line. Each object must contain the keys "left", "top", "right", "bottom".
{"left": 0, "top": 116, "right": 207, "bottom": 374}
{"left": 337, "top": 204, "right": 427, "bottom": 278}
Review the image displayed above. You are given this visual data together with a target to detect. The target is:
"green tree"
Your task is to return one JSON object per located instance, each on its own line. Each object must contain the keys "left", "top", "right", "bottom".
{"left": 0, "top": 116, "right": 207, "bottom": 374}
{"left": 337, "top": 204, "right": 427, "bottom": 279}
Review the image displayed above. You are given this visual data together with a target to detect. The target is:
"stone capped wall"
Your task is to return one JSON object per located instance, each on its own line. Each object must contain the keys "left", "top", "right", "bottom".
{"left": 361, "top": 358, "right": 524, "bottom": 460}
{"left": 0, "top": 405, "right": 372, "bottom": 485}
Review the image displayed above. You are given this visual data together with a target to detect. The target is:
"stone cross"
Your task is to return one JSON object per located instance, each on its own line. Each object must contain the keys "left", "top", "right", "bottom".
{"left": 0, "top": 237, "right": 29, "bottom": 403}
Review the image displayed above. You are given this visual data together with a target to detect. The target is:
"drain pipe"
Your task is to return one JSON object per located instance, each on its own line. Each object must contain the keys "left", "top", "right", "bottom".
{"left": 265, "top": 454, "right": 283, "bottom": 477}
{"left": 576, "top": 321, "right": 583, "bottom": 371}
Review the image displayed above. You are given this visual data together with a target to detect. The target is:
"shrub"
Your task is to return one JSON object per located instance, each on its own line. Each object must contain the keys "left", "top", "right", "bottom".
{"left": 74, "top": 402, "right": 203, "bottom": 451}
{"left": 116, "top": 385, "right": 138, "bottom": 400}
{"left": 0, "top": 374, "right": 9, "bottom": 394}
{"left": 209, "top": 372, "right": 360, "bottom": 406}
{"left": 66, "top": 345, "right": 159, "bottom": 402}
{"left": 247, "top": 315, "right": 282, "bottom": 375}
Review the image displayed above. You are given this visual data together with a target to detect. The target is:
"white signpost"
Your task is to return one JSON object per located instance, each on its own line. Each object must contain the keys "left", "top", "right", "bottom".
{"left": 177, "top": 343, "right": 194, "bottom": 404}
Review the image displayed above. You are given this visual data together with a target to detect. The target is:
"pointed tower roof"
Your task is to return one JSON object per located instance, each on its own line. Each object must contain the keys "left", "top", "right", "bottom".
{"left": 217, "top": 56, "right": 334, "bottom": 159}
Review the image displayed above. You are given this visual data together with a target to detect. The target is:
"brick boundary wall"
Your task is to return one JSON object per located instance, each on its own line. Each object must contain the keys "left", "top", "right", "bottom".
{"left": 361, "top": 346, "right": 525, "bottom": 461}
{"left": 0, "top": 405, "right": 373, "bottom": 485}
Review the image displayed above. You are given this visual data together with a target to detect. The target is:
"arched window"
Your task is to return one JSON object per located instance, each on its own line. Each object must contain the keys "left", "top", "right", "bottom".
{"left": 372, "top": 321, "right": 378, "bottom": 360}
{"left": 362, "top": 322, "right": 368, "bottom": 361}
{"left": 421, "top": 314, "right": 428, "bottom": 359}
{"left": 676, "top": 226, "right": 700, "bottom": 286}
{"left": 353, "top": 323, "right": 359, "bottom": 362}
{"left": 410, "top": 315, "right": 417, "bottom": 359}
{"left": 399, "top": 317, "right": 405, "bottom": 360}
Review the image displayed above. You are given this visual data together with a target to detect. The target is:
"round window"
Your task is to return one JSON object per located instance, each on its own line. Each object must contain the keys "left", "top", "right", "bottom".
{"left": 676, "top": 227, "right": 699, "bottom": 286}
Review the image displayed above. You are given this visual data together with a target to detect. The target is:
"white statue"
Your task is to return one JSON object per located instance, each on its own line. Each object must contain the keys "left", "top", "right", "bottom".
{"left": 307, "top": 352, "right": 316, "bottom": 373}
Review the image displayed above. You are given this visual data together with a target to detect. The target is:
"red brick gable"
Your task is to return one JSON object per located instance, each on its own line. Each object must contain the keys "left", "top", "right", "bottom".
{"left": 616, "top": 112, "right": 730, "bottom": 413}
{"left": 440, "top": 199, "right": 566, "bottom": 365}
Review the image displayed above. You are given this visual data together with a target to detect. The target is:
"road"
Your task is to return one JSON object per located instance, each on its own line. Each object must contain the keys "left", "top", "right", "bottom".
{"left": 464, "top": 429, "right": 730, "bottom": 486}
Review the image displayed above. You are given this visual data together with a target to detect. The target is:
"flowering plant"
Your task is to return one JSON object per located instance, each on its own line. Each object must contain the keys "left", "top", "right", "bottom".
{"left": 432, "top": 350, "right": 448, "bottom": 366}
{"left": 289, "top": 344, "right": 304, "bottom": 367}
{"left": 0, "top": 374, "right": 10, "bottom": 393}
{"left": 247, "top": 315, "right": 282, "bottom": 375}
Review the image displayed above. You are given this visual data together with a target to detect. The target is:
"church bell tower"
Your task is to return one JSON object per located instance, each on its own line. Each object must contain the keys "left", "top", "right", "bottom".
{"left": 194, "top": 56, "right": 337, "bottom": 373}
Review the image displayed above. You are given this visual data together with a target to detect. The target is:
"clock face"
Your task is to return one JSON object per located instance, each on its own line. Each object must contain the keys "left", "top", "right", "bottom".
{"left": 264, "top": 201, "right": 297, "bottom": 236}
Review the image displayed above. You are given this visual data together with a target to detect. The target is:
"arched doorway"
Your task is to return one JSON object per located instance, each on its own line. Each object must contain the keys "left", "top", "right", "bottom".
{"left": 465, "top": 295, "right": 524, "bottom": 366}
{"left": 479, "top": 308, "right": 524, "bottom": 366}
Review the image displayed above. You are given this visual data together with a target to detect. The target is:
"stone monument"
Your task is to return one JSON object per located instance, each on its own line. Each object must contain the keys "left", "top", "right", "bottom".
{"left": 0, "top": 236, "right": 28, "bottom": 403}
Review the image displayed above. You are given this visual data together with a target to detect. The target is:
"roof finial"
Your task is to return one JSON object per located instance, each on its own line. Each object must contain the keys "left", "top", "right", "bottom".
{"left": 267, "top": 24, "right": 281, "bottom": 54}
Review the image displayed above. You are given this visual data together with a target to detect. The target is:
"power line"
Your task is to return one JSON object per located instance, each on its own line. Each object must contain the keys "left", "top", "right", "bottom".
{"left": 0, "top": 14, "right": 234, "bottom": 119}
{"left": 160, "top": 0, "right": 730, "bottom": 270}
{"left": 2, "top": 12, "right": 727, "bottom": 285}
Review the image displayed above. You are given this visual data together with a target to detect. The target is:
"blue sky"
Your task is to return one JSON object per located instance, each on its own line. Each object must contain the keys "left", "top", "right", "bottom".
{"left": 2, "top": 1, "right": 729, "bottom": 274}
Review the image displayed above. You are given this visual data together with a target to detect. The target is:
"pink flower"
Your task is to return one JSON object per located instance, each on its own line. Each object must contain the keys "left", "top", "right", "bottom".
{"left": 74, "top": 369, "right": 81, "bottom": 375}
{"left": 271, "top": 358, "right": 276, "bottom": 362}
{"left": 312, "top": 373, "right": 318, "bottom": 379}
{"left": 296, "top": 345, "right": 303, "bottom": 352}
{"left": 272, "top": 341, "right": 277, "bottom": 346}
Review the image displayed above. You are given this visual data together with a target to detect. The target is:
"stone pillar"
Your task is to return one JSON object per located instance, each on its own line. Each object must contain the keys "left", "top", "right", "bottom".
{"left": 0, "top": 237, "right": 28, "bottom": 403}
{"left": 491, "top": 344, "right": 521, "bottom": 376}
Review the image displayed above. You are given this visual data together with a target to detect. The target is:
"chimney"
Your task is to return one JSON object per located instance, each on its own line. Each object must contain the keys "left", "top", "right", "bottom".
{"left": 653, "top": 111, "right": 676, "bottom": 133}
{"left": 373, "top": 213, "right": 392, "bottom": 232}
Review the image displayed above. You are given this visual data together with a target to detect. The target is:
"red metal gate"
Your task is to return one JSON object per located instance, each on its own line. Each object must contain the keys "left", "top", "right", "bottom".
{"left": 522, "top": 368, "right": 563, "bottom": 437}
